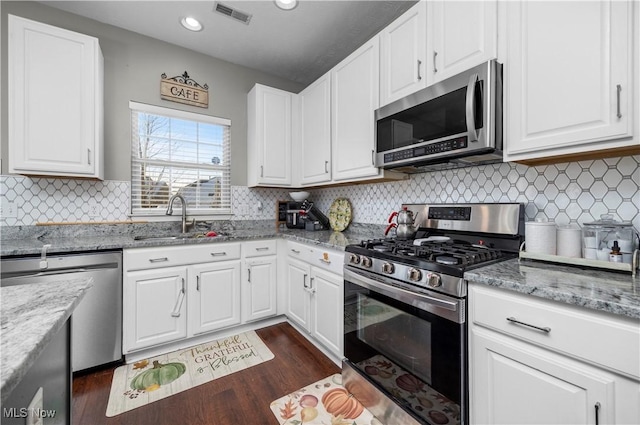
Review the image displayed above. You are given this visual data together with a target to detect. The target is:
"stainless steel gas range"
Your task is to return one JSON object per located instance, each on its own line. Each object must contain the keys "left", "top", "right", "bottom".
{"left": 342, "top": 203, "right": 525, "bottom": 425}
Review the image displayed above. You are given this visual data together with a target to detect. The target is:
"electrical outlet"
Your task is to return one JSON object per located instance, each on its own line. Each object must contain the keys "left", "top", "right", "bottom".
{"left": 27, "top": 387, "right": 44, "bottom": 425}
{"left": 87, "top": 200, "right": 99, "bottom": 217}
{"left": 0, "top": 198, "right": 18, "bottom": 218}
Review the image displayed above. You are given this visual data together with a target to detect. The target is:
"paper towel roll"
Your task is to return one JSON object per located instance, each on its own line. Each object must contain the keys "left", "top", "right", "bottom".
{"left": 525, "top": 220, "right": 556, "bottom": 255}
{"left": 556, "top": 226, "right": 582, "bottom": 258}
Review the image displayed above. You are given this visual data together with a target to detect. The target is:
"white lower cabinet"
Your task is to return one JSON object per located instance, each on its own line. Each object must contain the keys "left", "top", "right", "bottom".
{"left": 242, "top": 240, "right": 278, "bottom": 323}
{"left": 285, "top": 241, "right": 344, "bottom": 358}
{"left": 123, "top": 243, "right": 241, "bottom": 354}
{"left": 469, "top": 284, "right": 640, "bottom": 425}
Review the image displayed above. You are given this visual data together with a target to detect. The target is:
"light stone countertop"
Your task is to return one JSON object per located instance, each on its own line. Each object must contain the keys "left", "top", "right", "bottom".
{"left": 1, "top": 278, "right": 92, "bottom": 402}
{"left": 465, "top": 258, "right": 640, "bottom": 319}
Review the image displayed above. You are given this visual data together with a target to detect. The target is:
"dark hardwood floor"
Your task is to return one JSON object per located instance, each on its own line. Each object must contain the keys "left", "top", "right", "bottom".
{"left": 73, "top": 322, "right": 340, "bottom": 425}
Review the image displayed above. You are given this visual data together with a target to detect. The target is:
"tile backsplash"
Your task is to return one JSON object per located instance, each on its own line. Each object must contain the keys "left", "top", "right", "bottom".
{"left": 1, "top": 155, "right": 638, "bottom": 234}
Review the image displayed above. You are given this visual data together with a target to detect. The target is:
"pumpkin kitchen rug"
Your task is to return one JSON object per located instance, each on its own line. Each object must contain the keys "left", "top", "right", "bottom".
{"left": 106, "top": 330, "right": 274, "bottom": 417}
{"left": 270, "top": 374, "right": 382, "bottom": 425}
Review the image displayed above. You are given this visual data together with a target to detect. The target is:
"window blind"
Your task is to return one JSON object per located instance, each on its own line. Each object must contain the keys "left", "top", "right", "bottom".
{"left": 129, "top": 101, "right": 231, "bottom": 216}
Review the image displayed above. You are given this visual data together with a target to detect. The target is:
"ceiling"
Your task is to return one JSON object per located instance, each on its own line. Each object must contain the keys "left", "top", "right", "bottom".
{"left": 38, "top": 0, "right": 417, "bottom": 87}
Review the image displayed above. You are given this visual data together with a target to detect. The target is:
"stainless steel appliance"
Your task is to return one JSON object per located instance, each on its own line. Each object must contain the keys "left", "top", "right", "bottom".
{"left": 1, "top": 251, "right": 123, "bottom": 372}
{"left": 285, "top": 200, "right": 330, "bottom": 230}
{"left": 343, "top": 203, "right": 524, "bottom": 425}
{"left": 375, "top": 60, "right": 503, "bottom": 172}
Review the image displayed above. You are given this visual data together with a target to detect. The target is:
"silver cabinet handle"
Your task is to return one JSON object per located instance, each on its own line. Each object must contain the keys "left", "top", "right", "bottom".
{"left": 303, "top": 273, "right": 309, "bottom": 289}
{"left": 465, "top": 72, "right": 480, "bottom": 143}
{"left": 260, "top": 165, "right": 264, "bottom": 177}
{"left": 371, "top": 150, "right": 375, "bottom": 166}
{"left": 290, "top": 249, "right": 301, "bottom": 254}
{"left": 308, "top": 276, "right": 316, "bottom": 294}
{"left": 210, "top": 252, "right": 227, "bottom": 257}
{"left": 325, "top": 160, "right": 329, "bottom": 173}
{"left": 87, "top": 148, "right": 92, "bottom": 165}
{"left": 248, "top": 267, "right": 251, "bottom": 283}
{"left": 196, "top": 275, "right": 200, "bottom": 291}
{"left": 255, "top": 247, "right": 270, "bottom": 251}
{"left": 319, "top": 258, "right": 331, "bottom": 265}
{"left": 417, "top": 59, "right": 422, "bottom": 81}
{"left": 506, "top": 317, "right": 551, "bottom": 333}
{"left": 171, "top": 278, "right": 186, "bottom": 317}
{"left": 149, "top": 257, "right": 169, "bottom": 263}
{"left": 595, "top": 402, "right": 601, "bottom": 425}
{"left": 616, "top": 84, "right": 622, "bottom": 118}
{"left": 433, "top": 51, "right": 438, "bottom": 73}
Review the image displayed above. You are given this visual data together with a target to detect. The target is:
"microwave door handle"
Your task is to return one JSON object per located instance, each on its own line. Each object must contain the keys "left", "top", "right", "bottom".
{"left": 465, "top": 72, "right": 480, "bottom": 143}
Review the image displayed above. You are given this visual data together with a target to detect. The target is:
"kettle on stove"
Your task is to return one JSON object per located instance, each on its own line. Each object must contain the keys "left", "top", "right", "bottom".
{"left": 385, "top": 207, "right": 417, "bottom": 239}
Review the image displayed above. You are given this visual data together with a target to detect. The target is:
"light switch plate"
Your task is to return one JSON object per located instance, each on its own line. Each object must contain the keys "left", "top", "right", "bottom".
{"left": 1, "top": 198, "right": 18, "bottom": 218}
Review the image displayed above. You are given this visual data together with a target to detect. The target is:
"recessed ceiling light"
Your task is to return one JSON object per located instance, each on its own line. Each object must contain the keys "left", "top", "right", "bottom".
{"left": 180, "top": 16, "right": 203, "bottom": 32}
{"left": 274, "top": 0, "right": 298, "bottom": 11}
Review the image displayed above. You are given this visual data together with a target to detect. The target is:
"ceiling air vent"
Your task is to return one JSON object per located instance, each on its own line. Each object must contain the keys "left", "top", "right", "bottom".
{"left": 214, "top": 2, "right": 252, "bottom": 25}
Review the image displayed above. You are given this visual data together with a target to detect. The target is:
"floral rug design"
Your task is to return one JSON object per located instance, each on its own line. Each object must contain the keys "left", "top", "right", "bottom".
{"left": 270, "top": 374, "right": 382, "bottom": 425}
{"left": 106, "top": 330, "right": 274, "bottom": 417}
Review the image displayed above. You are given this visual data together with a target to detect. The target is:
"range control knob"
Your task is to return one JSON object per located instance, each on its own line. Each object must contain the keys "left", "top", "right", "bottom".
{"left": 349, "top": 254, "right": 361, "bottom": 265}
{"left": 407, "top": 268, "right": 422, "bottom": 282}
{"left": 382, "top": 262, "right": 395, "bottom": 274}
{"left": 361, "top": 256, "right": 373, "bottom": 268}
{"left": 426, "top": 272, "right": 442, "bottom": 288}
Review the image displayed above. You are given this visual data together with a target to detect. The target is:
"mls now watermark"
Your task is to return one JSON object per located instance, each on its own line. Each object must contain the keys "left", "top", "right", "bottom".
{"left": 3, "top": 407, "right": 56, "bottom": 419}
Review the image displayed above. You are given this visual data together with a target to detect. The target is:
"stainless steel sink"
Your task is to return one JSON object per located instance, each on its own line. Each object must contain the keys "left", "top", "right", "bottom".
{"left": 133, "top": 233, "right": 214, "bottom": 241}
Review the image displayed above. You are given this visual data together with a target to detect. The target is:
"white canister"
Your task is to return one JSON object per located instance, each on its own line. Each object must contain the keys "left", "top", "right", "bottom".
{"left": 525, "top": 219, "right": 557, "bottom": 255}
{"left": 556, "top": 225, "right": 582, "bottom": 258}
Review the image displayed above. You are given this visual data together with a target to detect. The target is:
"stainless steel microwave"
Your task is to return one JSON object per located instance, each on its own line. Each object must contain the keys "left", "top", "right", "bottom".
{"left": 375, "top": 60, "right": 502, "bottom": 172}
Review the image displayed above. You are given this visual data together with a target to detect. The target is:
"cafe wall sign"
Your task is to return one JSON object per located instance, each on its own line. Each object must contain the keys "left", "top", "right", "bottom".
{"left": 160, "top": 71, "right": 209, "bottom": 108}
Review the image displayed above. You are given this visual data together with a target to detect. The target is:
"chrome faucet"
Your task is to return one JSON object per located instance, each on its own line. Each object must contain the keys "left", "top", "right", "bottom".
{"left": 166, "top": 194, "right": 194, "bottom": 234}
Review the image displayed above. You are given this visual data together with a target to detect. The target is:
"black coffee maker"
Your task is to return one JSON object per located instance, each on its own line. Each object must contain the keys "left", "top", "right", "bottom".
{"left": 285, "top": 201, "right": 330, "bottom": 230}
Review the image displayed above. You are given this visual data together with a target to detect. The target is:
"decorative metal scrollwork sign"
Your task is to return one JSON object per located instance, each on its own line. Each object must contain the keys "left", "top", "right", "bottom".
{"left": 160, "top": 71, "right": 209, "bottom": 108}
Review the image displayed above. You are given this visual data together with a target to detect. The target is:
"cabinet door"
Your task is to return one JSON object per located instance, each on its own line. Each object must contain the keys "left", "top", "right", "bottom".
{"left": 471, "top": 327, "right": 615, "bottom": 425}
{"left": 242, "top": 257, "right": 277, "bottom": 323}
{"left": 123, "top": 267, "right": 187, "bottom": 352}
{"left": 247, "top": 84, "right": 292, "bottom": 187}
{"left": 8, "top": 15, "right": 103, "bottom": 179}
{"left": 190, "top": 261, "right": 241, "bottom": 335}
{"left": 427, "top": 1, "right": 497, "bottom": 85}
{"left": 310, "top": 268, "right": 343, "bottom": 357}
{"left": 504, "top": 0, "right": 633, "bottom": 161}
{"left": 331, "top": 37, "right": 380, "bottom": 181}
{"left": 286, "top": 257, "right": 311, "bottom": 332}
{"left": 299, "top": 73, "right": 332, "bottom": 185}
{"left": 380, "top": 1, "right": 427, "bottom": 106}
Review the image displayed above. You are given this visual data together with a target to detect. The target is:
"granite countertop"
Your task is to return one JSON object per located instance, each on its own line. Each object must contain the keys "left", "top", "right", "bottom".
{"left": 465, "top": 258, "right": 640, "bottom": 320}
{"left": 1, "top": 278, "right": 93, "bottom": 403}
{"left": 0, "top": 225, "right": 378, "bottom": 257}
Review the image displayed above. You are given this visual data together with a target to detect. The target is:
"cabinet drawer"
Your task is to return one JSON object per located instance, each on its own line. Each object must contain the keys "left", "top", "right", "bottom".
{"left": 243, "top": 239, "right": 277, "bottom": 258}
{"left": 309, "top": 247, "right": 344, "bottom": 275}
{"left": 470, "top": 285, "right": 640, "bottom": 379}
{"left": 124, "top": 243, "right": 241, "bottom": 271}
{"left": 286, "top": 241, "right": 311, "bottom": 260}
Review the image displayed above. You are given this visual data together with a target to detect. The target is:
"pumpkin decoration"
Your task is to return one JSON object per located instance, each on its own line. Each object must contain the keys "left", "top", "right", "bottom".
{"left": 428, "top": 410, "right": 450, "bottom": 424}
{"left": 395, "top": 373, "right": 424, "bottom": 393}
{"left": 130, "top": 360, "right": 186, "bottom": 391}
{"left": 321, "top": 388, "right": 364, "bottom": 419}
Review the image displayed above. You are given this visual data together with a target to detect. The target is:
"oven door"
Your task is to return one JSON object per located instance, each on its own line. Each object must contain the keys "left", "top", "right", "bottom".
{"left": 343, "top": 267, "right": 467, "bottom": 425}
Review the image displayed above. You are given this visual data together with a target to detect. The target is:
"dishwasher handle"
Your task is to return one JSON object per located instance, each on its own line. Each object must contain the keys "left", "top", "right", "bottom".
{"left": 1, "top": 264, "right": 118, "bottom": 282}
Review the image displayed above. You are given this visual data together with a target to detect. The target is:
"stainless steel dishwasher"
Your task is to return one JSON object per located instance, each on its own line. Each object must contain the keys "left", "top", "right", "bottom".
{"left": 1, "top": 250, "right": 123, "bottom": 372}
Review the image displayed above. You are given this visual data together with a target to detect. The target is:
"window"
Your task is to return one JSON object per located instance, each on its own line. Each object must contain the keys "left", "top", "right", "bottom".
{"left": 129, "top": 101, "right": 231, "bottom": 216}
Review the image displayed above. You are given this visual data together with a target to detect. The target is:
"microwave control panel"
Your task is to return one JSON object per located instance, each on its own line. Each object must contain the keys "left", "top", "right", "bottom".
{"left": 383, "top": 136, "right": 468, "bottom": 164}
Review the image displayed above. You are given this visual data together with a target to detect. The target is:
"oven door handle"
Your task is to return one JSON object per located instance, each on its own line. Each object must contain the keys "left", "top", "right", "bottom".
{"left": 344, "top": 268, "right": 463, "bottom": 318}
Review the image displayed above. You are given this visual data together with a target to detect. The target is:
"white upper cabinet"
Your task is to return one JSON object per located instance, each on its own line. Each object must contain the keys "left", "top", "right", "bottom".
{"left": 331, "top": 37, "right": 381, "bottom": 182}
{"left": 247, "top": 84, "right": 293, "bottom": 187}
{"left": 427, "top": 1, "right": 497, "bottom": 85}
{"left": 8, "top": 15, "right": 104, "bottom": 179}
{"left": 504, "top": 0, "right": 636, "bottom": 163}
{"left": 299, "top": 72, "right": 332, "bottom": 185}
{"left": 380, "top": 1, "right": 427, "bottom": 106}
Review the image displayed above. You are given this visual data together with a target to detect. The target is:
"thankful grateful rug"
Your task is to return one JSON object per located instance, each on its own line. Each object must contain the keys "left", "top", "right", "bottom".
{"left": 106, "top": 330, "right": 274, "bottom": 417}
{"left": 270, "top": 374, "right": 381, "bottom": 425}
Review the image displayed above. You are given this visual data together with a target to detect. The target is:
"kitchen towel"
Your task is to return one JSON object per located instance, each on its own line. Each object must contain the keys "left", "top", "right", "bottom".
{"left": 106, "top": 330, "right": 274, "bottom": 417}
